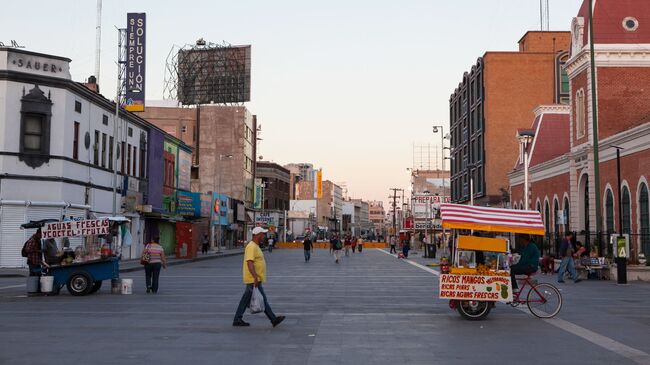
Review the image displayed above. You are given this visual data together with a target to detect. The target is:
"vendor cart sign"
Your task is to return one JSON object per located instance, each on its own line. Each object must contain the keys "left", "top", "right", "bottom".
{"left": 42, "top": 219, "right": 110, "bottom": 239}
{"left": 439, "top": 274, "right": 513, "bottom": 302}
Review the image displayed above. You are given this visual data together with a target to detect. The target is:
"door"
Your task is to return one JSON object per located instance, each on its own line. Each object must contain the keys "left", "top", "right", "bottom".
{"left": 176, "top": 222, "right": 194, "bottom": 258}
{"left": 0, "top": 205, "right": 27, "bottom": 268}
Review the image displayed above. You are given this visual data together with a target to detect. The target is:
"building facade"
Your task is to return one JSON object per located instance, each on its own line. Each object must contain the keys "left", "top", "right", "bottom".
{"left": 449, "top": 31, "right": 571, "bottom": 206}
{"left": 137, "top": 105, "right": 258, "bottom": 245}
{"left": 509, "top": 0, "right": 650, "bottom": 261}
{"left": 0, "top": 48, "right": 188, "bottom": 267}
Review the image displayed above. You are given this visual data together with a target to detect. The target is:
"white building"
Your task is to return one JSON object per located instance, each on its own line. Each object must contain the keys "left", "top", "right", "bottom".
{"left": 0, "top": 48, "right": 149, "bottom": 267}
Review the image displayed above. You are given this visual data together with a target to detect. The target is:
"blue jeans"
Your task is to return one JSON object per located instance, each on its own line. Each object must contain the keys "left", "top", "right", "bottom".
{"left": 557, "top": 256, "right": 577, "bottom": 282}
{"left": 234, "top": 284, "right": 277, "bottom": 322}
{"left": 304, "top": 249, "right": 311, "bottom": 261}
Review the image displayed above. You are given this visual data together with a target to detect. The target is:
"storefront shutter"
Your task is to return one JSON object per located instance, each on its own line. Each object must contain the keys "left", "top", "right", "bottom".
{"left": 0, "top": 205, "right": 28, "bottom": 268}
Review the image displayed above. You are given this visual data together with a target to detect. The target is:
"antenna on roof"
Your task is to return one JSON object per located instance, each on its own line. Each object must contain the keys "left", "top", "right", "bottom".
{"left": 540, "top": 0, "right": 550, "bottom": 31}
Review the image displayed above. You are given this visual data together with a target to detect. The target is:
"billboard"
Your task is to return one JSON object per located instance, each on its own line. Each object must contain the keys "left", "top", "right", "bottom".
{"left": 177, "top": 191, "right": 201, "bottom": 217}
{"left": 177, "top": 45, "right": 251, "bottom": 105}
{"left": 253, "top": 178, "right": 263, "bottom": 209}
{"left": 316, "top": 170, "right": 323, "bottom": 199}
{"left": 125, "top": 13, "right": 146, "bottom": 112}
{"left": 178, "top": 149, "right": 192, "bottom": 191}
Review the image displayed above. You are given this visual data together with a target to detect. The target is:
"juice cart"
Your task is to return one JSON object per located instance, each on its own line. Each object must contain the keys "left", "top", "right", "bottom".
{"left": 22, "top": 217, "right": 129, "bottom": 296}
{"left": 438, "top": 203, "right": 561, "bottom": 320}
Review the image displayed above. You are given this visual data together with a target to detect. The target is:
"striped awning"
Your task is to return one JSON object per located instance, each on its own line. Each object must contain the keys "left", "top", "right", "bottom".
{"left": 440, "top": 203, "right": 545, "bottom": 235}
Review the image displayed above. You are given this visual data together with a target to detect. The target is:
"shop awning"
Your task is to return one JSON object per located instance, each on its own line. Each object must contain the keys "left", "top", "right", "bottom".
{"left": 440, "top": 203, "right": 545, "bottom": 235}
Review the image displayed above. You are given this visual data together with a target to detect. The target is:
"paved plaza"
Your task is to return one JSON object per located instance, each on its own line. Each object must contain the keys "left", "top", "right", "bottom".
{"left": 1, "top": 248, "right": 649, "bottom": 365}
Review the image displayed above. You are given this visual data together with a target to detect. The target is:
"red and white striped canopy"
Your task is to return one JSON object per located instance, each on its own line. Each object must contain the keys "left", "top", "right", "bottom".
{"left": 440, "top": 203, "right": 545, "bottom": 235}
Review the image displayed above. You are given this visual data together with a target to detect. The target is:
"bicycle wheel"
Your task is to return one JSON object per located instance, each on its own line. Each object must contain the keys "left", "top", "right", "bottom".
{"left": 457, "top": 300, "right": 491, "bottom": 320}
{"left": 526, "top": 283, "right": 562, "bottom": 318}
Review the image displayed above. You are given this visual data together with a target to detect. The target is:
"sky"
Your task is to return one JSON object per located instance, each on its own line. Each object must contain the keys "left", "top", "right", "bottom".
{"left": 0, "top": 0, "right": 583, "bottom": 207}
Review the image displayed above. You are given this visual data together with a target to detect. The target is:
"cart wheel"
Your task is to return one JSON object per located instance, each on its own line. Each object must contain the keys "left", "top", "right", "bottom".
{"left": 89, "top": 281, "right": 103, "bottom": 294}
{"left": 457, "top": 300, "right": 491, "bottom": 320}
{"left": 66, "top": 272, "right": 93, "bottom": 296}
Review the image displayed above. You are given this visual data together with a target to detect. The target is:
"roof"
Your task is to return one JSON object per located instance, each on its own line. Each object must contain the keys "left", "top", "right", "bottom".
{"left": 440, "top": 203, "right": 545, "bottom": 235}
{"left": 514, "top": 106, "right": 570, "bottom": 170}
{"left": 576, "top": 0, "right": 650, "bottom": 45}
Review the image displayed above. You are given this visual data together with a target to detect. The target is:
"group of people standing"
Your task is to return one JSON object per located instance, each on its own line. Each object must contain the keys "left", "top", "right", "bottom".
{"left": 328, "top": 235, "right": 364, "bottom": 263}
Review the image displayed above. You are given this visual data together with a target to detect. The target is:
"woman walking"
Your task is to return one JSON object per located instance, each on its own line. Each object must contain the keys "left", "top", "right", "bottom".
{"left": 142, "top": 236, "right": 167, "bottom": 293}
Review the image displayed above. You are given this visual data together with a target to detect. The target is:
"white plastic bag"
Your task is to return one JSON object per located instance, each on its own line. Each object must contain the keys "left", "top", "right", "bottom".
{"left": 249, "top": 287, "right": 265, "bottom": 314}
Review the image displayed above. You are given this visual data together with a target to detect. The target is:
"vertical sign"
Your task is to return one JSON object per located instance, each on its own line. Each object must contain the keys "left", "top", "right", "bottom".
{"left": 253, "top": 178, "right": 263, "bottom": 209}
{"left": 125, "top": 13, "right": 146, "bottom": 112}
{"left": 316, "top": 170, "right": 323, "bottom": 199}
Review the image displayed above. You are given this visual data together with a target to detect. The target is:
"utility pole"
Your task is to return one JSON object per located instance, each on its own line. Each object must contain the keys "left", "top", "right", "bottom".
{"left": 588, "top": 0, "right": 603, "bottom": 254}
{"left": 389, "top": 188, "right": 403, "bottom": 240}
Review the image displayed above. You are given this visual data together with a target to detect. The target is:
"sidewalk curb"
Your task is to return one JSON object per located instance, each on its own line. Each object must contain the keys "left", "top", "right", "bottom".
{"left": 119, "top": 251, "right": 245, "bottom": 273}
{"left": 0, "top": 250, "right": 246, "bottom": 277}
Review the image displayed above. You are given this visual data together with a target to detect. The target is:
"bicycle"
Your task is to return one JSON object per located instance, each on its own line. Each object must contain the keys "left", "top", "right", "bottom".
{"left": 509, "top": 273, "right": 562, "bottom": 318}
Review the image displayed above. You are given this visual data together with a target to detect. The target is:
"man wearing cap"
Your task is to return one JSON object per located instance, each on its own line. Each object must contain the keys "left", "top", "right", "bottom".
{"left": 233, "top": 226, "right": 285, "bottom": 327}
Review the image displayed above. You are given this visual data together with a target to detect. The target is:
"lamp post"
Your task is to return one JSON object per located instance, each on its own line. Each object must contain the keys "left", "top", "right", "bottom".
{"left": 612, "top": 145, "right": 627, "bottom": 284}
{"left": 211, "top": 154, "right": 233, "bottom": 252}
{"left": 432, "top": 126, "right": 445, "bottom": 197}
{"left": 517, "top": 131, "right": 535, "bottom": 210}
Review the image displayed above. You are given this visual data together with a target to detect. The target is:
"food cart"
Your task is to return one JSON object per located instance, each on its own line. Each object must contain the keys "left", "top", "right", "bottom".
{"left": 437, "top": 203, "right": 557, "bottom": 320}
{"left": 22, "top": 216, "right": 129, "bottom": 296}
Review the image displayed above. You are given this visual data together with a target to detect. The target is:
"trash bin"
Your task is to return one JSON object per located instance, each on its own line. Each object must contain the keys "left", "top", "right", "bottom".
{"left": 427, "top": 244, "right": 436, "bottom": 258}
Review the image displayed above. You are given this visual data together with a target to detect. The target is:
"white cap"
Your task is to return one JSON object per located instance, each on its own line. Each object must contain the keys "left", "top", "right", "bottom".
{"left": 252, "top": 227, "right": 268, "bottom": 235}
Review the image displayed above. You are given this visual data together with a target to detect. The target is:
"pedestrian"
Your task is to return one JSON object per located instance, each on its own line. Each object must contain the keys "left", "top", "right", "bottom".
{"left": 303, "top": 235, "right": 313, "bottom": 262}
{"left": 557, "top": 232, "right": 581, "bottom": 283}
{"left": 402, "top": 236, "right": 410, "bottom": 258}
{"left": 268, "top": 234, "right": 274, "bottom": 253}
{"left": 21, "top": 228, "right": 43, "bottom": 276}
{"left": 510, "top": 234, "right": 540, "bottom": 291}
{"left": 201, "top": 233, "right": 210, "bottom": 255}
{"left": 357, "top": 236, "right": 363, "bottom": 253}
{"left": 141, "top": 236, "right": 167, "bottom": 294}
{"left": 233, "top": 227, "right": 285, "bottom": 327}
{"left": 351, "top": 236, "right": 357, "bottom": 253}
{"left": 344, "top": 235, "right": 352, "bottom": 256}
{"left": 331, "top": 235, "right": 342, "bottom": 264}
{"left": 389, "top": 236, "right": 397, "bottom": 254}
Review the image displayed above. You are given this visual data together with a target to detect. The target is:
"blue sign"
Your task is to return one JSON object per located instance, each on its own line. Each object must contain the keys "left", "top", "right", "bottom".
{"left": 177, "top": 192, "right": 201, "bottom": 217}
{"left": 212, "top": 193, "right": 229, "bottom": 226}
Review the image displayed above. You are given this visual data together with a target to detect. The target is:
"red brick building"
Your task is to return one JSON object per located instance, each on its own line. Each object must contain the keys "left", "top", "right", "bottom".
{"left": 449, "top": 31, "right": 571, "bottom": 206}
{"left": 510, "top": 0, "right": 650, "bottom": 260}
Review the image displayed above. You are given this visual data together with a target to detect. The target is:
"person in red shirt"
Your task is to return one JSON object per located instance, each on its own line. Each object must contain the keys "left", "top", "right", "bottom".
{"left": 23, "top": 229, "right": 43, "bottom": 276}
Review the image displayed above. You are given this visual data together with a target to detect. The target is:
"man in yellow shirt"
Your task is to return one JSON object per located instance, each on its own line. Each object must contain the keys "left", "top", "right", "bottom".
{"left": 233, "top": 227, "right": 285, "bottom": 327}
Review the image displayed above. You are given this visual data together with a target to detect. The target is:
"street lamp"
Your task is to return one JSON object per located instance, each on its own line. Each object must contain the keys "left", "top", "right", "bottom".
{"left": 612, "top": 145, "right": 627, "bottom": 284}
{"left": 211, "top": 154, "right": 233, "bottom": 252}
{"left": 433, "top": 125, "right": 446, "bottom": 198}
{"left": 517, "top": 130, "right": 535, "bottom": 210}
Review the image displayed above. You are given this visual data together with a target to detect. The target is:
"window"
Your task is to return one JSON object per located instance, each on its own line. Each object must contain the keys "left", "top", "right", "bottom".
{"left": 108, "top": 136, "right": 114, "bottom": 170}
{"left": 132, "top": 145, "right": 137, "bottom": 176}
{"left": 101, "top": 133, "right": 107, "bottom": 167}
{"left": 121, "top": 142, "right": 126, "bottom": 173}
{"left": 640, "top": 183, "right": 650, "bottom": 256}
{"left": 605, "top": 189, "right": 614, "bottom": 233}
{"left": 622, "top": 186, "right": 631, "bottom": 234}
{"left": 575, "top": 89, "right": 586, "bottom": 138}
{"left": 623, "top": 17, "right": 639, "bottom": 31}
{"left": 554, "top": 199, "right": 560, "bottom": 232}
{"left": 102, "top": 115, "right": 108, "bottom": 125}
{"left": 139, "top": 145, "right": 146, "bottom": 178}
{"left": 126, "top": 144, "right": 131, "bottom": 176}
{"left": 22, "top": 114, "right": 43, "bottom": 152}
{"left": 73, "top": 122, "right": 80, "bottom": 160}
{"left": 545, "top": 201, "right": 551, "bottom": 233}
{"left": 564, "top": 197, "right": 570, "bottom": 233}
{"left": 555, "top": 52, "right": 570, "bottom": 104}
{"left": 128, "top": 127, "right": 133, "bottom": 137}
{"left": 93, "top": 130, "right": 99, "bottom": 165}
{"left": 75, "top": 101, "right": 82, "bottom": 113}
{"left": 181, "top": 125, "right": 187, "bottom": 133}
